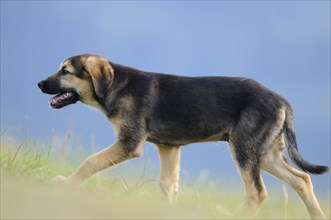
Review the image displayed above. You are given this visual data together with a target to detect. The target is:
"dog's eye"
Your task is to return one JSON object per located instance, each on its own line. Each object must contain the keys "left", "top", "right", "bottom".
{"left": 61, "top": 69, "right": 70, "bottom": 75}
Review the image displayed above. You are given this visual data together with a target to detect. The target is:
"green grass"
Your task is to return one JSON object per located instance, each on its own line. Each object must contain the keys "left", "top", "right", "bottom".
{"left": 1, "top": 135, "right": 330, "bottom": 219}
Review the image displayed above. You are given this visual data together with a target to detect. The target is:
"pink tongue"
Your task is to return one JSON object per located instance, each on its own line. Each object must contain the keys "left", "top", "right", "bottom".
{"left": 50, "top": 92, "right": 73, "bottom": 105}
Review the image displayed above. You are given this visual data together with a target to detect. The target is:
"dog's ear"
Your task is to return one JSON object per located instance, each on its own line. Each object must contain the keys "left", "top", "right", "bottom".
{"left": 85, "top": 56, "right": 114, "bottom": 98}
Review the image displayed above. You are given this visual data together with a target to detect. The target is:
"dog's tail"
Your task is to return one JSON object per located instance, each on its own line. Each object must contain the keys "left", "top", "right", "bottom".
{"left": 284, "top": 105, "right": 329, "bottom": 175}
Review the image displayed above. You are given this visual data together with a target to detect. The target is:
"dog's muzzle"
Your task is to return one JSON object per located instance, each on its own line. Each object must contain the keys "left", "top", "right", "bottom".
{"left": 38, "top": 80, "right": 80, "bottom": 109}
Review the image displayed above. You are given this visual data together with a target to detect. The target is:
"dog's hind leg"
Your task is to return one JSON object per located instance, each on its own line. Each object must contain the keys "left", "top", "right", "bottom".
{"left": 229, "top": 141, "right": 268, "bottom": 213}
{"left": 239, "top": 165, "right": 268, "bottom": 211}
{"left": 228, "top": 109, "right": 272, "bottom": 213}
{"left": 261, "top": 133, "right": 326, "bottom": 220}
{"left": 156, "top": 145, "right": 181, "bottom": 203}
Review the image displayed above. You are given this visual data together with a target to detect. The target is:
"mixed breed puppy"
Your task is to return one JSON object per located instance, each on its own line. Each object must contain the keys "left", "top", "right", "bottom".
{"left": 38, "top": 54, "right": 328, "bottom": 219}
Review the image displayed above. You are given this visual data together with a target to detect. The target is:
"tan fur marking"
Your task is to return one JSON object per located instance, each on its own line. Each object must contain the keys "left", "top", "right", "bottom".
{"left": 228, "top": 142, "right": 267, "bottom": 216}
{"left": 84, "top": 56, "right": 114, "bottom": 98}
{"left": 240, "top": 170, "right": 268, "bottom": 211}
{"left": 157, "top": 145, "right": 181, "bottom": 203}
{"left": 60, "top": 75, "right": 104, "bottom": 113}
{"left": 261, "top": 135, "right": 326, "bottom": 219}
{"left": 61, "top": 60, "right": 75, "bottom": 72}
{"left": 57, "top": 138, "right": 146, "bottom": 185}
{"left": 109, "top": 116, "right": 121, "bottom": 135}
{"left": 119, "top": 95, "right": 134, "bottom": 111}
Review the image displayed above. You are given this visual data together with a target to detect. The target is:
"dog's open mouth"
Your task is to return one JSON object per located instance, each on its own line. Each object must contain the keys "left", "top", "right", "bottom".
{"left": 49, "top": 91, "right": 80, "bottom": 109}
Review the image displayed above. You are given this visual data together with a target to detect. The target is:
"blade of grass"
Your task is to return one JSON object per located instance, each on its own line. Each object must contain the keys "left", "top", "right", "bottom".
{"left": 109, "top": 158, "right": 129, "bottom": 191}
{"left": 1, "top": 128, "right": 8, "bottom": 138}
{"left": 45, "top": 129, "right": 54, "bottom": 164}
{"left": 283, "top": 184, "right": 288, "bottom": 220}
{"left": 11, "top": 143, "right": 23, "bottom": 163}
{"left": 24, "top": 115, "right": 29, "bottom": 149}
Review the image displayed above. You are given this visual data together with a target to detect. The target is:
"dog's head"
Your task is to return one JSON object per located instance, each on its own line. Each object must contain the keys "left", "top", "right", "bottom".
{"left": 38, "top": 54, "right": 114, "bottom": 109}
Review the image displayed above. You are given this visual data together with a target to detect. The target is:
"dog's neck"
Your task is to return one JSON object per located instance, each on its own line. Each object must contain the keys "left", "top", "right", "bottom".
{"left": 81, "top": 97, "right": 108, "bottom": 116}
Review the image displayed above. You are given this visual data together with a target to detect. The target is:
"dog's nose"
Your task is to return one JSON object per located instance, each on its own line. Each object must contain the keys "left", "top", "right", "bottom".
{"left": 38, "top": 80, "right": 45, "bottom": 89}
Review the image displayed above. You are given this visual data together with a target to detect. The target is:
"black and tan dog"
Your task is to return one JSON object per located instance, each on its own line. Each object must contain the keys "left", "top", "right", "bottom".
{"left": 38, "top": 54, "right": 328, "bottom": 219}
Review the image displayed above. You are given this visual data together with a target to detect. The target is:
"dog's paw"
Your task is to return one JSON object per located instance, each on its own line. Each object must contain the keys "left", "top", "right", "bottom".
{"left": 51, "top": 175, "right": 69, "bottom": 184}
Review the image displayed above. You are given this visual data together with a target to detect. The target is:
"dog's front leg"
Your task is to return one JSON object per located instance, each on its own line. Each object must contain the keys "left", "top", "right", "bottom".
{"left": 53, "top": 140, "right": 144, "bottom": 185}
{"left": 157, "top": 145, "right": 181, "bottom": 203}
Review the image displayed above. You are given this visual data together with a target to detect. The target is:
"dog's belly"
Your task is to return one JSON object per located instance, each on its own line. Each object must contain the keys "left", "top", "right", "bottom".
{"left": 146, "top": 131, "right": 229, "bottom": 146}
{"left": 145, "top": 115, "right": 232, "bottom": 146}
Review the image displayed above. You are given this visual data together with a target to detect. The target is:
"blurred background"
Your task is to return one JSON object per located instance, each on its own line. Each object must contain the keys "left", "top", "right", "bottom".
{"left": 1, "top": 1, "right": 330, "bottom": 192}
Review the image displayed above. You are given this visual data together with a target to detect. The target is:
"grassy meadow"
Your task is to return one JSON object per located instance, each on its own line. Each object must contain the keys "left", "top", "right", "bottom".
{"left": 1, "top": 132, "right": 330, "bottom": 219}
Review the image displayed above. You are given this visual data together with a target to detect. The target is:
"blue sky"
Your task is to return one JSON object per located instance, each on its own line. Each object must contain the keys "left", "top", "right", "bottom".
{"left": 1, "top": 1, "right": 330, "bottom": 191}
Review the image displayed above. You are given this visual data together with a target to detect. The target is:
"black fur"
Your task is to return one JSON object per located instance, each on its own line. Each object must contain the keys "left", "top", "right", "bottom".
{"left": 285, "top": 120, "right": 329, "bottom": 175}
{"left": 102, "top": 63, "right": 329, "bottom": 174}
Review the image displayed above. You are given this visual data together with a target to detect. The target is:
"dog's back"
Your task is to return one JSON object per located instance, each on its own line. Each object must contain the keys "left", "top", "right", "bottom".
{"left": 109, "top": 64, "right": 286, "bottom": 146}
